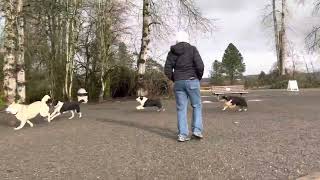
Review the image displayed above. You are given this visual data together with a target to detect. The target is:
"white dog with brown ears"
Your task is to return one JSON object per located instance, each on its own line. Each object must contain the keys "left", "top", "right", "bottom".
{"left": 5, "top": 95, "right": 52, "bottom": 130}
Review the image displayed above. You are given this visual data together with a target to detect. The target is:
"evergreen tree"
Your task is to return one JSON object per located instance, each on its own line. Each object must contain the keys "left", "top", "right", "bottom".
{"left": 258, "top": 71, "right": 267, "bottom": 86}
{"left": 222, "top": 43, "right": 246, "bottom": 84}
{"left": 210, "top": 60, "right": 224, "bottom": 85}
{"left": 118, "top": 42, "right": 134, "bottom": 68}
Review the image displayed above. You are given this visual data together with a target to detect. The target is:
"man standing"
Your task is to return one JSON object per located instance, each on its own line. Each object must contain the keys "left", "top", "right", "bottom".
{"left": 164, "top": 31, "right": 204, "bottom": 142}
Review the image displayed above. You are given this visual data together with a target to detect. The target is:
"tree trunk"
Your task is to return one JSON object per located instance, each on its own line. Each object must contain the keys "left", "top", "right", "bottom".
{"left": 68, "top": 0, "right": 79, "bottom": 101}
{"left": 99, "top": 70, "right": 105, "bottom": 102}
{"left": 65, "top": 0, "right": 79, "bottom": 101}
{"left": 84, "top": 34, "right": 90, "bottom": 88}
{"left": 44, "top": 13, "right": 57, "bottom": 100}
{"left": 98, "top": 0, "right": 105, "bottom": 102}
{"left": 64, "top": 16, "right": 70, "bottom": 100}
{"left": 272, "top": 0, "right": 280, "bottom": 74}
{"left": 68, "top": 55, "right": 74, "bottom": 101}
{"left": 3, "top": 0, "right": 17, "bottom": 103}
{"left": 67, "top": 16, "right": 75, "bottom": 101}
{"left": 137, "top": 0, "right": 151, "bottom": 97}
{"left": 230, "top": 73, "right": 234, "bottom": 85}
{"left": 292, "top": 60, "right": 295, "bottom": 79}
{"left": 16, "top": 0, "right": 25, "bottom": 103}
{"left": 279, "top": 0, "right": 287, "bottom": 76}
{"left": 310, "top": 61, "right": 316, "bottom": 80}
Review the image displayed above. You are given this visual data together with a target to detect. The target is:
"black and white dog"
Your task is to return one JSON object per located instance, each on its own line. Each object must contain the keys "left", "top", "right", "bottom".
{"left": 49, "top": 100, "right": 84, "bottom": 121}
{"left": 136, "top": 96, "right": 165, "bottom": 112}
{"left": 221, "top": 95, "right": 248, "bottom": 112}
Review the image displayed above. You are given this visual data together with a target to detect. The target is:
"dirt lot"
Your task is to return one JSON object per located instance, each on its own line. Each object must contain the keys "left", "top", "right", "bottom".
{"left": 0, "top": 89, "right": 320, "bottom": 180}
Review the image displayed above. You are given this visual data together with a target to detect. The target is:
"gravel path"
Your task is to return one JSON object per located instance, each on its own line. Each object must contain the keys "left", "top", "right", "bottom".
{"left": 0, "top": 89, "right": 320, "bottom": 180}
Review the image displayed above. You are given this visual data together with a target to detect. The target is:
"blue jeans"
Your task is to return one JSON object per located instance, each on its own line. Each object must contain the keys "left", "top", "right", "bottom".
{"left": 174, "top": 79, "right": 203, "bottom": 136}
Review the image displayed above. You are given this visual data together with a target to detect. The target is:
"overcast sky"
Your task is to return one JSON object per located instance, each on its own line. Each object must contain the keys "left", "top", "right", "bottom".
{"left": 1, "top": 0, "right": 319, "bottom": 77}
{"left": 148, "top": 0, "right": 320, "bottom": 77}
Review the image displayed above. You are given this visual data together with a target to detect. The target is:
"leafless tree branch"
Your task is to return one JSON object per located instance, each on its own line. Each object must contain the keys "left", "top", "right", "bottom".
{"left": 305, "top": 26, "right": 320, "bottom": 52}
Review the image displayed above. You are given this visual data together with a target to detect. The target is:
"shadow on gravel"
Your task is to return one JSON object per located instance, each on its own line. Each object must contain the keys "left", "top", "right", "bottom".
{"left": 0, "top": 120, "right": 11, "bottom": 127}
{"left": 0, "top": 113, "right": 16, "bottom": 127}
{"left": 96, "top": 118, "right": 177, "bottom": 140}
{"left": 0, "top": 114, "right": 51, "bottom": 128}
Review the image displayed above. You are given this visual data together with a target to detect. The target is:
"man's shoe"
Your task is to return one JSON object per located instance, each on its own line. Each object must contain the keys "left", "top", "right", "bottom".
{"left": 177, "top": 135, "right": 190, "bottom": 142}
{"left": 192, "top": 132, "right": 203, "bottom": 139}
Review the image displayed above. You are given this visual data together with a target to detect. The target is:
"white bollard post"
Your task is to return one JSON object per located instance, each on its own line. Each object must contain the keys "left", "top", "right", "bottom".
{"left": 77, "top": 88, "right": 88, "bottom": 103}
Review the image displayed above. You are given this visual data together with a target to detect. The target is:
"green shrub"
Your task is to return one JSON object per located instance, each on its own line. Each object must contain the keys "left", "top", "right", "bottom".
{"left": 144, "top": 70, "right": 173, "bottom": 97}
{"left": 0, "top": 94, "right": 6, "bottom": 109}
{"left": 110, "top": 66, "right": 136, "bottom": 98}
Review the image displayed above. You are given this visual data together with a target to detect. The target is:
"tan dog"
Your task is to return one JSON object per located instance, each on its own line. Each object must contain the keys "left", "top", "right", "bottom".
{"left": 5, "top": 95, "right": 51, "bottom": 130}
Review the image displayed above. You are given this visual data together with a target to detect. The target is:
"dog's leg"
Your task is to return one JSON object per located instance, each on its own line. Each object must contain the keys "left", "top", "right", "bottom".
{"left": 222, "top": 100, "right": 233, "bottom": 111}
{"left": 136, "top": 105, "right": 144, "bottom": 110}
{"left": 47, "top": 113, "right": 51, "bottom": 122}
{"left": 40, "top": 106, "right": 52, "bottom": 122}
{"left": 222, "top": 103, "right": 229, "bottom": 111}
{"left": 78, "top": 112, "right": 82, "bottom": 118}
{"left": 26, "top": 120, "right": 34, "bottom": 127}
{"left": 14, "top": 120, "right": 27, "bottom": 130}
{"left": 229, "top": 104, "right": 236, "bottom": 109}
{"left": 156, "top": 103, "right": 163, "bottom": 112}
{"left": 68, "top": 111, "right": 75, "bottom": 119}
{"left": 49, "top": 110, "right": 59, "bottom": 122}
{"left": 48, "top": 113, "right": 54, "bottom": 122}
{"left": 50, "top": 112, "right": 61, "bottom": 121}
{"left": 45, "top": 113, "right": 50, "bottom": 122}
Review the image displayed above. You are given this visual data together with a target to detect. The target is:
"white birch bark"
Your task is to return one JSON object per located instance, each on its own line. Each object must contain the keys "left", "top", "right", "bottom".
{"left": 64, "top": 0, "right": 79, "bottom": 100}
{"left": 3, "top": 0, "right": 17, "bottom": 103}
{"left": 137, "top": 0, "right": 151, "bottom": 97}
{"left": 65, "top": 27, "right": 70, "bottom": 99}
{"left": 16, "top": 0, "right": 25, "bottom": 103}
{"left": 98, "top": 0, "right": 105, "bottom": 102}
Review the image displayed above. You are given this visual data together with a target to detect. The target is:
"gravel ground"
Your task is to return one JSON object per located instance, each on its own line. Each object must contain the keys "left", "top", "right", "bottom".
{"left": 0, "top": 89, "right": 320, "bottom": 180}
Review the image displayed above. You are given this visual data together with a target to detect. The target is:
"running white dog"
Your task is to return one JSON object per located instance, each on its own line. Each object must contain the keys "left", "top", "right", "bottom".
{"left": 5, "top": 95, "right": 52, "bottom": 130}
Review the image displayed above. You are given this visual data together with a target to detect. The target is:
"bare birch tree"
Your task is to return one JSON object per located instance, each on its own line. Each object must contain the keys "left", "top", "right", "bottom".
{"left": 264, "top": 0, "right": 288, "bottom": 76}
{"left": 95, "top": 0, "right": 128, "bottom": 101}
{"left": 278, "top": 0, "right": 287, "bottom": 75}
{"left": 136, "top": 0, "right": 151, "bottom": 96}
{"left": 3, "top": 0, "right": 17, "bottom": 103}
{"left": 16, "top": 0, "right": 25, "bottom": 103}
{"left": 64, "top": 0, "right": 81, "bottom": 100}
{"left": 306, "top": 0, "right": 320, "bottom": 52}
{"left": 272, "top": 0, "right": 280, "bottom": 73}
{"left": 136, "top": 0, "right": 213, "bottom": 96}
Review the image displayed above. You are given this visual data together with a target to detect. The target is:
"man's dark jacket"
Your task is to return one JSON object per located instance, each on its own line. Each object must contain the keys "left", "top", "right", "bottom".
{"left": 164, "top": 42, "right": 204, "bottom": 82}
